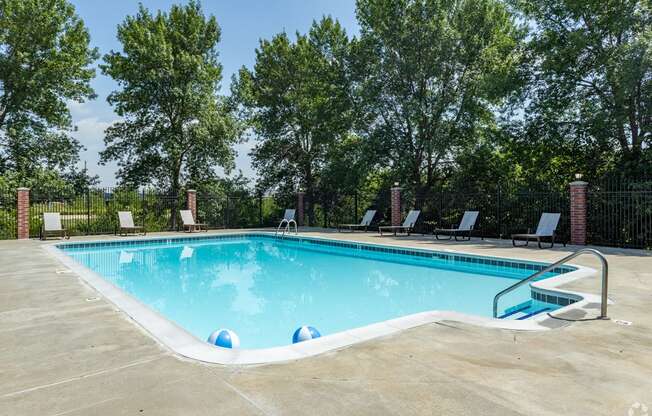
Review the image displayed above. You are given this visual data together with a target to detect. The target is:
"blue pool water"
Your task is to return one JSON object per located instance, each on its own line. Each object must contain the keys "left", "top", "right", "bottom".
{"left": 61, "top": 235, "right": 567, "bottom": 349}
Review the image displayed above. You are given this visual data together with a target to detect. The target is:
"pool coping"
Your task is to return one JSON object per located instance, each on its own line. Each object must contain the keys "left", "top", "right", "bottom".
{"left": 43, "top": 231, "right": 604, "bottom": 365}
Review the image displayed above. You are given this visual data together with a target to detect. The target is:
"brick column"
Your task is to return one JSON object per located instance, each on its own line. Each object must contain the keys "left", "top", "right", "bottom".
{"left": 296, "top": 191, "right": 305, "bottom": 226}
{"left": 17, "top": 187, "right": 30, "bottom": 239}
{"left": 570, "top": 181, "right": 588, "bottom": 245}
{"left": 391, "top": 185, "right": 402, "bottom": 226}
{"left": 186, "top": 189, "right": 197, "bottom": 220}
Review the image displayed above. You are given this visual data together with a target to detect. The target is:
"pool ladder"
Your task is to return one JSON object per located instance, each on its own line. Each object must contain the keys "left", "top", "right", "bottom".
{"left": 492, "top": 248, "right": 609, "bottom": 319}
{"left": 275, "top": 219, "right": 298, "bottom": 238}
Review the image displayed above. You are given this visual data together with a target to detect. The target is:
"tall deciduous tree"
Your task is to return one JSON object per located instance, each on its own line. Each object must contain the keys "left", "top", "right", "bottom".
{"left": 234, "top": 17, "right": 355, "bottom": 224}
{"left": 354, "top": 0, "right": 524, "bottom": 199}
{"left": 517, "top": 0, "right": 652, "bottom": 174}
{"left": 0, "top": 0, "right": 98, "bottom": 174}
{"left": 100, "top": 1, "right": 241, "bottom": 196}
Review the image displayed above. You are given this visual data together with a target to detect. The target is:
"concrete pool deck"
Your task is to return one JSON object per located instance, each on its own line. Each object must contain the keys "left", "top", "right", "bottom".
{"left": 1, "top": 229, "right": 650, "bottom": 415}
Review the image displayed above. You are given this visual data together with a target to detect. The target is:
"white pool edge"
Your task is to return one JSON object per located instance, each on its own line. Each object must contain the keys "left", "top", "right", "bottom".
{"left": 43, "top": 232, "right": 604, "bottom": 365}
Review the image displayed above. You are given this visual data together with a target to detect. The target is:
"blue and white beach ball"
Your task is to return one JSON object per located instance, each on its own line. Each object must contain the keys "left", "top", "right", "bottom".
{"left": 292, "top": 326, "right": 321, "bottom": 344}
{"left": 207, "top": 329, "right": 240, "bottom": 349}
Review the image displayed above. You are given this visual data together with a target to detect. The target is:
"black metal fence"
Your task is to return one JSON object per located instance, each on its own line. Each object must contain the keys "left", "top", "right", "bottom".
{"left": 405, "top": 183, "right": 570, "bottom": 241}
{"left": 0, "top": 178, "right": 651, "bottom": 249}
{"left": 587, "top": 177, "right": 652, "bottom": 249}
{"left": 0, "top": 190, "right": 16, "bottom": 239}
{"left": 28, "top": 188, "right": 186, "bottom": 238}
{"left": 196, "top": 194, "right": 280, "bottom": 229}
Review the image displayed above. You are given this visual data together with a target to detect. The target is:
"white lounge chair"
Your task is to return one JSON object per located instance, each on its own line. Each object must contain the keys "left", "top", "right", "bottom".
{"left": 434, "top": 211, "right": 479, "bottom": 241}
{"left": 40, "top": 212, "right": 69, "bottom": 240}
{"left": 276, "top": 209, "right": 297, "bottom": 235}
{"left": 180, "top": 210, "right": 207, "bottom": 232}
{"left": 117, "top": 211, "right": 146, "bottom": 236}
{"left": 337, "top": 210, "right": 376, "bottom": 232}
{"left": 512, "top": 213, "right": 562, "bottom": 248}
{"left": 379, "top": 210, "right": 420, "bottom": 236}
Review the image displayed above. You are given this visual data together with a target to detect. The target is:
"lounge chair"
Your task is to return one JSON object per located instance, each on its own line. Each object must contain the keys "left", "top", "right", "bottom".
{"left": 434, "top": 211, "right": 479, "bottom": 241}
{"left": 117, "top": 211, "right": 146, "bottom": 236}
{"left": 379, "top": 210, "right": 420, "bottom": 236}
{"left": 40, "top": 212, "right": 69, "bottom": 240}
{"left": 337, "top": 210, "right": 376, "bottom": 232}
{"left": 512, "top": 213, "right": 563, "bottom": 249}
{"left": 276, "top": 209, "right": 297, "bottom": 234}
{"left": 180, "top": 210, "right": 208, "bottom": 232}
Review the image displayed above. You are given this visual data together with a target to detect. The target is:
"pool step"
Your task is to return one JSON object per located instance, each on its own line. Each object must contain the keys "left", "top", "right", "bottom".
{"left": 498, "top": 300, "right": 553, "bottom": 320}
{"left": 497, "top": 301, "right": 532, "bottom": 319}
{"left": 515, "top": 307, "right": 552, "bottom": 320}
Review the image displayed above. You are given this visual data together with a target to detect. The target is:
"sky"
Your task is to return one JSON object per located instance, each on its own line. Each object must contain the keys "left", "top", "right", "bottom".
{"left": 68, "top": 0, "right": 359, "bottom": 186}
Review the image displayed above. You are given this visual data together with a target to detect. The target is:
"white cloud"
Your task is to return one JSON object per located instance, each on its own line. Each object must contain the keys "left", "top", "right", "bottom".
{"left": 67, "top": 100, "right": 94, "bottom": 118}
{"left": 71, "top": 116, "right": 119, "bottom": 186}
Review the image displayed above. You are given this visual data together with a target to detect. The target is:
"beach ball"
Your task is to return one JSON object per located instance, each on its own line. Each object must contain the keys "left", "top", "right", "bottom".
{"left": 292, "top": 326, "right": 321, "bottom": 344}
{"left": 207, "top": 329, "right": 240, "bottom": 349}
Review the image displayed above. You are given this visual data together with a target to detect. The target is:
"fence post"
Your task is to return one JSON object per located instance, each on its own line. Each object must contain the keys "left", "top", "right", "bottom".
{"left": 187, "top": 189, "right": 197, "bottom": 222}
{"left": 496, "top": 183, "right": 502, "bottom": 238}
{"left": 258, "top": 193, "right": 263, "bottom": 227}
{"left": 224, "top": 197, "right": 229, "bottom": 229}
{"left": 354, "top": 191, "right": 358, "bottom": 223}
{"left": 391, "top": 184, "right": 401, "bottom": 226}
{"left": 16, "top": 188, "right": 30, "bottom": 239}
{"left": 86, "top": 187, "right": 91, "bottom": 235}
{"left": 141, "top": 190, "right": 146, "bottom": 228}
{"left": 570, "top": 181, "right": 588, "bottom": 245}
{"left": 297, "top": 191, "right": 305, "bottom": 226}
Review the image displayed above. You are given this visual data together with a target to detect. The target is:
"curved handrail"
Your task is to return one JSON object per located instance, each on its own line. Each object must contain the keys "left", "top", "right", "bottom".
{"left": 275, "top": 219, "right": 298, "bottom": 237}
{"left": 493, "top": 248, "right": 609, "bottom": 319}
{"left": 275, "top": 219, "right": 289, "bottom": 236}
{"left": 286, "top": 219, "right": 298, "bottom": 235}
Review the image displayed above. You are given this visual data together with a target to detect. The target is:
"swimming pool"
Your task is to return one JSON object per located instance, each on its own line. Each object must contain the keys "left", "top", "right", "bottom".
{"left": 54, "top": 233, "right": 584, "bottom": 356}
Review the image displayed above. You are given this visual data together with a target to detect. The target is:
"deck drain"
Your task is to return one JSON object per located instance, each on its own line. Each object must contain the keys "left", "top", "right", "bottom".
{"left": 85, "top": 297, "right": 100, "bottom": 302}
{"left": 614, "top": 319, "right": 633, "bottom": 326}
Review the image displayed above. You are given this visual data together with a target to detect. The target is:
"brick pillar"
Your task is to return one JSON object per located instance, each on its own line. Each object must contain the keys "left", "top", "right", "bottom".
{"left": 570, "top": 181, "right": 588, "bottom": 245}
{"left": 17, "top": 187, "right": 30, "bottom": 239}
{"left": 391, "top": 186, "right": 402, "bottom": 226}
{"left": 296, "top": 191, "right": 305, "bottom": 226}
{"left": 186, "top": 189, "right": 197, "bottom": 220}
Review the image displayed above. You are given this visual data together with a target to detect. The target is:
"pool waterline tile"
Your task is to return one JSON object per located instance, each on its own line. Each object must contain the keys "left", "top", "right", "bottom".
{"left": 57, "top": 232, "right": 576, "bottom": 276}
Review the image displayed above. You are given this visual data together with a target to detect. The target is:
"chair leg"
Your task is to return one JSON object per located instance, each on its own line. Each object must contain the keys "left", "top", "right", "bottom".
{"left": 537, "top": 237, "right": 554, "bottom": 249}
{"left": 455, "top": 232, "right": 470, "bottom": 241}
{"left": 513, "top": 238, "right": 529, "bottom": 247}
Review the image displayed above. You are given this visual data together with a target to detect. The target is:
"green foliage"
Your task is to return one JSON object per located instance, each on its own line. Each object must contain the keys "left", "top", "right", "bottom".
{"left": 516, "top": 0, "right": 652, "bottom": 175}
{"left": 100, "top": 1, "right": 242, "bottom": 193}
{"left": 0, "top": 0, "right": 98, "bottom": 173}
{"left": 354, "top": 0, "right": 526, "bottom": 195}
{"left": 233, "top": 17, "right": 356, "bottom": 224}
{"left": 0, "top": 169, "right": 74, "bottom": 197}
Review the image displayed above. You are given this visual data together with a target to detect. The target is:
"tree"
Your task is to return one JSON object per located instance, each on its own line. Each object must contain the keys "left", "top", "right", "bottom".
{"left": 233, "top": 17, "right": 355, "bottom": 224}
{"left": 100, "top": 1, "right": 241, "bottom": 197}
{"left": 354, "top": 0, "right": 525, "bottom": 200}
{"left": 516, "top": 0, "right": 652, "bottom": 175}
{"left": 0, "top": 0, "right": 98, "bottom": 174}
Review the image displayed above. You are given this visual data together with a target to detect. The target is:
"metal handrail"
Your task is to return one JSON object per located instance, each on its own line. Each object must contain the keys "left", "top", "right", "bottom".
{"left": 275, "top": 219, "right": 298, "bottom": 237}
{"left": 493, "top": 248, "right": 609, "bottom": 319}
